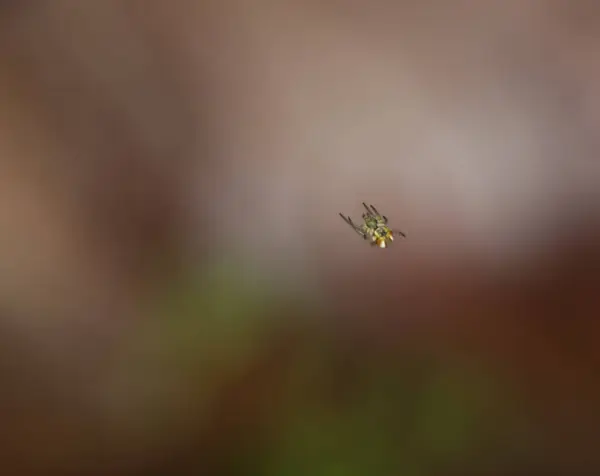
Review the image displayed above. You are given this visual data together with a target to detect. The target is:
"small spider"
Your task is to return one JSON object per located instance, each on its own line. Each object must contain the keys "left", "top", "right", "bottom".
{"left": 340, "top": 202, "right": 406, "bottom": 248}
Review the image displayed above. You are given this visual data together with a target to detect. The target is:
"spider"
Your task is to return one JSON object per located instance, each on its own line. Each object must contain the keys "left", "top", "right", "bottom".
{"left": 339, "top": 202, "right": 406, "bottom": 248}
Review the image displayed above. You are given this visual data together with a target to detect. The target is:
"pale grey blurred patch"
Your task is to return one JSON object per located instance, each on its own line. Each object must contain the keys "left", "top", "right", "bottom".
{"left": 170, "top": 0, "right": 600, "bottom": 287}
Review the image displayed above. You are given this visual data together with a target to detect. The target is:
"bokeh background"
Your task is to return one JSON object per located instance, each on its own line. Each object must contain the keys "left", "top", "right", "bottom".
{"left": 0, "top": 1, "right": 599, "bottom": 474}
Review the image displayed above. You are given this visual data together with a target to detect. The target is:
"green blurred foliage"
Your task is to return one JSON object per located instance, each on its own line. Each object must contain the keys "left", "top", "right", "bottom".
{"left": 101, "top": 260, "right": 522, "bottom": 475}
{"left": 103, "top": 260, "right": 284, "bottom": 438}
{"left": 262, "top": 348, "right": 515, "bottom": 475}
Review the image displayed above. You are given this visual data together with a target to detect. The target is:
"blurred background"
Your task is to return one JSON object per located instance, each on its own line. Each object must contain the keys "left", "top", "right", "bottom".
{"left": 0, "top": 1, "right": 599, "bottom": 474}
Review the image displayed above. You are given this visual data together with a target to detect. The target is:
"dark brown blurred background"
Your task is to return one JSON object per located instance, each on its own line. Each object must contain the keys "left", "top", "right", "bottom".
{"left": 0, "top": 1, "right": 599, "bottom": 475}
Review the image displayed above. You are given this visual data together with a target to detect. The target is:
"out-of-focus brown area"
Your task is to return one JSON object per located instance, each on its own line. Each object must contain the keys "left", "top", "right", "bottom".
{"left": 0, "top": 1, "right": 599, "bottom": 475}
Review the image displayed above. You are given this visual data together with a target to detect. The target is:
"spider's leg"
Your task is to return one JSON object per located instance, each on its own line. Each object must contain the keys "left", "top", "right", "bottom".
{"left": 340, "top": 213, "right": 358, "bottom": 230}
{"left": 396, "top": 229, "right": 407, "bottom": 238}
{"left": 363, "top": 202, "right": 374, "bottom": 217}
{"left": 382, "top": 215, "right": 388, "bottom": 224}
{"left": 348, "top": 217, "right": 368, "bottom": 238}
{"left": 369, "top": 204, "right": 380, "bottom": 216}
{"left": 340, "top": 213, "right": 366, "bottom": 238}
{"left": 339, "top": 213, "right": 352, "bottom": 226}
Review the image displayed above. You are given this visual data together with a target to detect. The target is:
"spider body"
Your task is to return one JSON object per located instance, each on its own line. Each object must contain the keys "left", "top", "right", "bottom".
{"left": 339, "top": 203, "right": 406, "bottom": 248}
